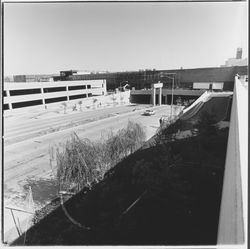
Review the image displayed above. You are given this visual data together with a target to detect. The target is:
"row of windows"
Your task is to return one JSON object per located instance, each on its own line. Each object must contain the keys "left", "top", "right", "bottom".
{"left": 45, "top": 96, "right": 67, "bottom": 104}
{"left": 6, "top": 93, "right": 93, "bottom": 109}
{"left": 43, "top": 87, "right": 66, "bottom": 93}
{"left": 4, "top": 85, "right": 93, "bottom": 96}
{"left": 69, "top": 94, "right": 87, "bottom": 100}
{"left": 9, "top": 88, "right": 41, "bottom": 96}
{"left": 12, "top": 99, "right": 43, "bottom": 108}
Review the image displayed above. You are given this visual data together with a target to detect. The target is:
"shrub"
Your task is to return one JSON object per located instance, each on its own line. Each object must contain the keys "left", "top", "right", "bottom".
{"left": 55, "top": 121, "right": 146, "bottom": 193}
{"left": 195, "top": 111, "right": 218, "bottom": 136}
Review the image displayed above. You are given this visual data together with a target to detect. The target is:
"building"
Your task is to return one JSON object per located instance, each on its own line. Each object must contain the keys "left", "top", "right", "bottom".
{"left": 222, "top": 48, "right": 248, "bottom": 67}
{"left": 53, "top": 66, "right": 247, "bottom": 91}
{"left": 4, "top": 79, "right": 107, "bottom": 111}
{"left": 13, "top": 74, "right": 58, "bottom": 82}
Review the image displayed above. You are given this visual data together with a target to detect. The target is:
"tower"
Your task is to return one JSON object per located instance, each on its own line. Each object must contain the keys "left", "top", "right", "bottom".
{"left": 236, "top": 48, "right": 242, "bottom": 59}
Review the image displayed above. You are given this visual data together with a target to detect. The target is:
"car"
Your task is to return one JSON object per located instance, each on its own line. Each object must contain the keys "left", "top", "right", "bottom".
{"left": 143, "top": 109, "right": 156, "bottom": 116}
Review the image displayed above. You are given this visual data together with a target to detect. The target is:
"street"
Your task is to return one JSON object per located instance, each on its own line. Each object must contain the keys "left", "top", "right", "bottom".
{"left": 4, "top": 104, "right": 172, "bottom": 242}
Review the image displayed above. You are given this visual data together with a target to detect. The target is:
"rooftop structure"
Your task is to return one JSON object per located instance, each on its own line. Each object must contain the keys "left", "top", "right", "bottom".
{"left": 222, "top": 48, "right": 248, "bottom": 67}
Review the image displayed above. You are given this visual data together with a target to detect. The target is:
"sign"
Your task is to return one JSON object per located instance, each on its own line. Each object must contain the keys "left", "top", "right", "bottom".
{"left": 153, "top": 83, "right": 163, "bottom": 88}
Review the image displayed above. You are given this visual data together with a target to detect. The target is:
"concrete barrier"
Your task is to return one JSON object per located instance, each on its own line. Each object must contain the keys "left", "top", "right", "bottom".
{"left": 217, "top": 76, "right": 248, "bottom": 245}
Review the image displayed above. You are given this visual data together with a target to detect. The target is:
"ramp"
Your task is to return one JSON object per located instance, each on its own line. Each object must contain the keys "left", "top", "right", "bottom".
{"left": 180, "top": 91, "right": 233, "bottom": 123}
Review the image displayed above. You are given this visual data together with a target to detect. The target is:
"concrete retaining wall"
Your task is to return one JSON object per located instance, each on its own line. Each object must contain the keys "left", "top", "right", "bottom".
{"left": 217, "top": 76, "right": 248, "bottom": 245}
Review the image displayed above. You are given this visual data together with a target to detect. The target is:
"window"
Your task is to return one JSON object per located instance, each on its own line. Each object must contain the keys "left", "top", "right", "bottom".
{"left": 4, "top": 104, "right": 9, "bottom": 110}
{"left": 12, "top": 99, "right": 43, "bottom": 108}
{"left": 45, "top": 96, "right": 67, "bottom": 104}
{"left": 43, "top": 87, "right": 66, "bottom": 93}
{"left": 87, "top": 85, "right": 91, "bottom": 89}
{"left": 68, "top": 85, "right": 86, "bottom": 90}
{"left": 9, "top": 88, "right": 41, "bottom": 96}
{"left": 69, "top": 94, "right": 87, "bottom": 100}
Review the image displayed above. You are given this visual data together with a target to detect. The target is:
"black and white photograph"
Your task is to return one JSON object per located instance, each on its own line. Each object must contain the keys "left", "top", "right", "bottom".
{"left": 1, "top": 0, "right": 248, "bottom": 246}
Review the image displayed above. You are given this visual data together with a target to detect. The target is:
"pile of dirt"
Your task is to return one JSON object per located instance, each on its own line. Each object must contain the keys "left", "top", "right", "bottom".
{"left": 12, "top": 123, "right": 228, "bottom": 245}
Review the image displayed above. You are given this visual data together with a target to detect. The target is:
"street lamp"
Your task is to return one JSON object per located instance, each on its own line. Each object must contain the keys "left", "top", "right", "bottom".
{"left": 160, "top": 73, "right": 176, "bottom": 118}
{"left": 170, "top": 77, "right": 174, "bottom": 117}
{"left": 119, "top": 80, "right": 128, "bottom": 91}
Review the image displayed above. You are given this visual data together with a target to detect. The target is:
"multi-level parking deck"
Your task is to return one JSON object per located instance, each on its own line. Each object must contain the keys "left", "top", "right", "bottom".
{"left": 3, "top": 80, "right": 107, "bottom": 111}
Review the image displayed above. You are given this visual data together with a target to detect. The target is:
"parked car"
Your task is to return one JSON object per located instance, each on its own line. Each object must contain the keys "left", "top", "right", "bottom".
{"left": 143, "top": 109, "right": 156, "bottom": 116}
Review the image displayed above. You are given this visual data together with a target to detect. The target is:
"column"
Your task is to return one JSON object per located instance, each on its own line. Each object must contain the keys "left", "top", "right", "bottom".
{"left": 165, "top": 94, "right": 167, "bottom": 104}
{"left": 6, "top": 90, "right": 12, "bottom": 110}
{"left": 152, "top": 88, "right": 156, "bottom": 106}
{"left": 66, "top": 85, "right": 69, "bottom": 102}
{"left": 158, "top": 87, "right": 162, "bottom": 105}
{"left": 40, "top": 83, "right": 45, "bottom": 107}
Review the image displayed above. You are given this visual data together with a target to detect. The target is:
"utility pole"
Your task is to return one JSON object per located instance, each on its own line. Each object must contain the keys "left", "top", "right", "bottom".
{"left": 159, "top": 72, "right": 176, "bottom": 117}
{"left": 170, "top": 77, "right": 174, "bottom": 118}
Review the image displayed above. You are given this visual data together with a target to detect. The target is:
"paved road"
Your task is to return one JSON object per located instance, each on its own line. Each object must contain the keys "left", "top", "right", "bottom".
{"left": 3, "top": 104, "right": 172, "bottom": 242}
{"left": 4, "top": 105, "right": 149, "bottom": 145}
{"left": 4, "top": 104, "right": 171, "bottom": 203}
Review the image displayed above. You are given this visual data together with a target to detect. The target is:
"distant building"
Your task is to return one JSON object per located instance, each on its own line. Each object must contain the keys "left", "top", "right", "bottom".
{"left": 222, "top": 48, "right": 248, "bottom": 67}
{"left": 13, "top": 74, "right": 57, "bottom": 82}
{"left": 4, "top": 78, "right": 107, "bottom": 111}
{"left": 4, "top": 76, "right": 14, "bottom": 82}
{"left": 236, "top": 47, "right": 243, "bottom": 59}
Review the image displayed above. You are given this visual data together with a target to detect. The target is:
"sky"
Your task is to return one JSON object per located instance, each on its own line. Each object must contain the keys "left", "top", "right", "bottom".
{"left": 3, "top": 1, "right": 248, "bottom": 75}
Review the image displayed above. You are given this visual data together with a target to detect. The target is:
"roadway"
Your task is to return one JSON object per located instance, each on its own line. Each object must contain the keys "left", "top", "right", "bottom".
{"left": 3, "top": 103, "right": 175, "bottom": 243}
{"left": 4, "top": 104, "right": 172, "bottom": 209}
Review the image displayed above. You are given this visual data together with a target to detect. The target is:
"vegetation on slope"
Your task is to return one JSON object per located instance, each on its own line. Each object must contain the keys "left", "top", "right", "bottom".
{"left": 56, "top": 121, "right": 146, "bottom": 192}
{"left": 13, "top": 114, "right": 229, "bottom": 245}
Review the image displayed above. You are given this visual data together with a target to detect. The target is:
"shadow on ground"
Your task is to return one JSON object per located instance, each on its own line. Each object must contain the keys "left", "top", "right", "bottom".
{"left": 23, "top": 177, "right": 59, "bottom": 206}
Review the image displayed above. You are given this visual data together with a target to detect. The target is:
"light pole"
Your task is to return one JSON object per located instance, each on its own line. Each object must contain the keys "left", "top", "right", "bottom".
{"left": 119, "top": 80, "right": 128, "bottom": 91}
{"left": 160, "top": 73, "right": 176, "bottom": 118}
{"left": 170, "top": 77, "right": 174, "bottom": 118}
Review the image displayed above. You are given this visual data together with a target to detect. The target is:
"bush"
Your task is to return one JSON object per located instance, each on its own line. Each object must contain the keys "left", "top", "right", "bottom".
{"left": 195, "top": 111, "right": 218, "bottom": 136}
{"left": 55, "top": 121, "right": 146, "bottom": 193}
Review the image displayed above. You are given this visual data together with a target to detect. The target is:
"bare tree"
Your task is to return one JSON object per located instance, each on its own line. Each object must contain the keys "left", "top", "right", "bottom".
{"left": 120, "top": 95, "right": 124, "bottom": 105}
{"left": 92, "top": 98, "right": 98, "bottom": 109}
{"left": 110, "top": 94, "right": 117, "bottom": 106}
{"left": 61, "top": 102, "right": 67, "bottom": 114}
{"left": 78, "top": 100, "right": 83, "bottom": 112}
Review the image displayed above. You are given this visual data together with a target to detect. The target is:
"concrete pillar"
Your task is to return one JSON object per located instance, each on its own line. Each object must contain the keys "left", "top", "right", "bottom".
{"left": 103, "top": 80, "right": 107, "bottom": 95}
{"left": 164, "top": 94, "right": 167, "bottom": 104}
{"left": 158, "top": 88, "right": 162, "bottom": 105}
{"left": 152, "top": 88, "right": 156, "bottom": 106}
{"left": 66, "top": 85, "right": 69, "bottom": 102}
{"left": 6, "top": 90, "right": 13, "bottom": 110}
{"left": 40, "top": 84, "right": 46, "bottom": 107}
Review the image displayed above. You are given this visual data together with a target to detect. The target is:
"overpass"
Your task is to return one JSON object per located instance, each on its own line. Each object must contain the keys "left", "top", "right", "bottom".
{"left": 130, "top": 88, "right": 206, "bottom": 105}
